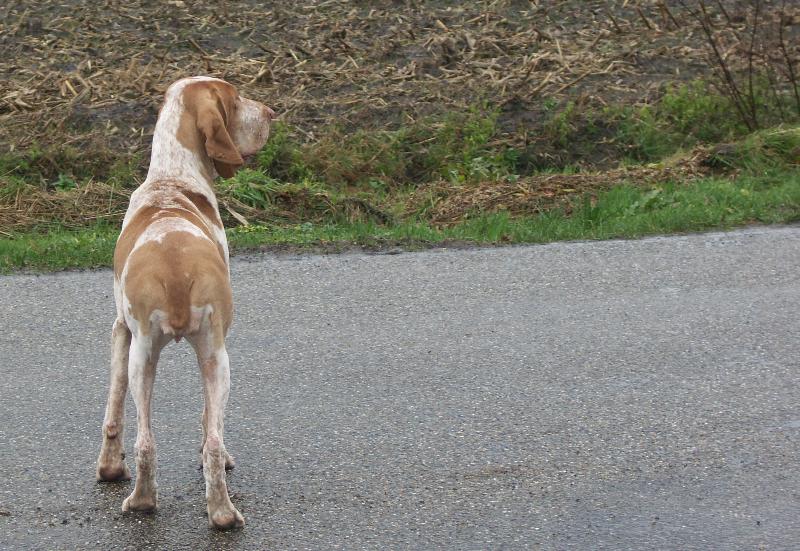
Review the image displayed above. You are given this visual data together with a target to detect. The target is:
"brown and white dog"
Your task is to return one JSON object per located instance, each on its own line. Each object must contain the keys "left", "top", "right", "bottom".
{"left": 96, "top": 76, "right": 274, "bottom": 529}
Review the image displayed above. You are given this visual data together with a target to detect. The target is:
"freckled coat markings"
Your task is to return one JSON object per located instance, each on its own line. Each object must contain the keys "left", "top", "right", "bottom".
{"left": 115, "top": 82, "right": 245, "bottom": 338}
{"left": 114, "top": 81, "right": 234, "bottom": 337}
{"left": 99, "top": 76, "right": 274, "bottom": 528}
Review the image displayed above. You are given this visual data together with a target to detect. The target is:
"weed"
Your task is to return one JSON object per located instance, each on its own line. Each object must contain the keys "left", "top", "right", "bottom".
{"left": 218, "top": 169, "right": 338, "bottom": 223}
{"left": 678, "top": 0, "right": 800, "bottom": 131}
{"left": 305, "top": 126, "right": 408, "bottom": 187}
{"left": 706, "top": 126, "right": 800, "bottom": 172}
{"left": 52, "top": 174, "right": 78, "bottom": 191}
{"left": 544, "top": 100, "right": 579, "bottom": 147}
{"left": 532, "top": 80, "right": 798, "bottom": 166}
{"left": 411, "top": 106, "right": 514, "bottom": 183}
{"left": 610, "top": 82, "right": 738, "bottom": 161}
{"left": 218, "top": 169, "right": 283, "bottom": 209}
{"left": 608, "top": 79, "right": 800, "bottom": 162}
{"left": 0, "top": 143, "right": 140, "bottom": 190}
{"left": 256, "top": 122, "right": 314, "bottom": 182}
{"left": 5, "top": 169, "right": 799, "bottom": 272}
{"left": 299, "top": 106, "right": 514, "bottom": 188}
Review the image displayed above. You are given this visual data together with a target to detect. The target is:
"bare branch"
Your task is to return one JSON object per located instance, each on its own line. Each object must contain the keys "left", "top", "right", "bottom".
{"left": 746, "top": 0, "right": 762, "bottom": 129}
{"left": 679, "top": 0, "right": 756, "bottom": 130}
{"left": 777, "top": 0, "right": 800, "bottom": 115}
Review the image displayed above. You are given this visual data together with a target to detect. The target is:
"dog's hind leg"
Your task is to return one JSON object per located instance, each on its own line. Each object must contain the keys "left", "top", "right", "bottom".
{"left": 122, "top": 333, "right": 162, "bottom": 512}
{"left": 97, "top": 318, "right": 132, "bottom": 482}
{"left": 199, "top": 404, "right": 236, "bottom": 470}
{"left": 192, "top": 330, "right": 244, "bottom": 529}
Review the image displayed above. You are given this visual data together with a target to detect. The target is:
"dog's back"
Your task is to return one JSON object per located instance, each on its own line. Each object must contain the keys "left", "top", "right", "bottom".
{"left": 114, "top": 181, "right": 231, "bottom": 340}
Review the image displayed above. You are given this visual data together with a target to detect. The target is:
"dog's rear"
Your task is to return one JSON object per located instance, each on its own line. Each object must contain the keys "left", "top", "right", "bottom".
{"left": 96, "top": 76, "right": 273, "bottom": 530}
{"left": 117, "top": 210, "right": 232, "bottom": 341}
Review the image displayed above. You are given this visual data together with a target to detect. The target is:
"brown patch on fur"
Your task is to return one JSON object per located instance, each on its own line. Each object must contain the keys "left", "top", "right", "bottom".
{"left": 178, "top": 189, "right": 223, "bottom": 229}
{"left": 114, "top": 207, "right": 214, "bottom": 277}
{"left": 121, "top": 231, "right": 232, "bottom": 338}
{"left": 114, "top": 182, "right": 226, "bottom": 280}
{"left": 114, "top": 180, "right": 232, "bottom": 336}
{"left": 114, "top": 205, "right": 162, "bottom": 279}
{"left": 178, "top": 81, "right": 243, "bottom": 179}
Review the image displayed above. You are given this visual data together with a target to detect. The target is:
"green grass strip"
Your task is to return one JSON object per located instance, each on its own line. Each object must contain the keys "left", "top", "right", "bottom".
{"left": 2, "top": 171, "right": 799, "bottom": 273}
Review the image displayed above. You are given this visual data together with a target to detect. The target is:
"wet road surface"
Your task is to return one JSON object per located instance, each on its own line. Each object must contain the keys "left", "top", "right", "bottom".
{"left": 1, "top": 226, "right": 800, "bottom": 550}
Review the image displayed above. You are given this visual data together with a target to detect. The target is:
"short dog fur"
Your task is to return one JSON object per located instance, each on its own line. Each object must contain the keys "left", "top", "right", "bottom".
{"left": 96, "top": 76, "right": 274, "bottom": 529}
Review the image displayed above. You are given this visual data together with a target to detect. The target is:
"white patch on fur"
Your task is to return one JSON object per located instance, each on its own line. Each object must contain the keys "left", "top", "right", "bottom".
{"left": 124, "top": 77, "right": 221, "bottom": 229}
{"left": 210, "top": 225, "right": 230, "bottom": 273}
{"left": 138, "top": 217, "right": 209, "bottom": 247}
{"left": 120, "top": 288, "right": 139, "bottom": 337}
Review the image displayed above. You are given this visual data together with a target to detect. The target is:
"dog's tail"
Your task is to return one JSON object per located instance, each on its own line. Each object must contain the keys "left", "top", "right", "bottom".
{"left": 163, "top": 279, "right": 193, "bottom": 342}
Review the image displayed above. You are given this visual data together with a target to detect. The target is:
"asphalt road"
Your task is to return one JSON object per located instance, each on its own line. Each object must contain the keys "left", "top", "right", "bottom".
{"left": 1, "top": 226, "right": 800, "bottom": 550}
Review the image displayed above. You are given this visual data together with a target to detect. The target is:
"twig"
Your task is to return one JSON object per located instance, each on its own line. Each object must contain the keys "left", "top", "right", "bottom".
{"left": 658, "top": 1, "right": 681, "bottom": 29}
{"left": 745, "top": 0, "right": 762, "bottom": 129}
{"left": 680, "top": 0, "right": 755, "bottom": 130}
{"left": 188, "top": 37, "right": 211, "bottom": 58}
{"left": 635, "top": 5, "right": 654, "bottom": 30}
{"left": 714, "top": 0, "right": 732, "bottom": 24}
{"left": 553, "top": 66, "right": 607, "bottom": 95}
{"left": 777, "top": 0, "right": 800, "bottom": 116}
{"left": 604, "top": 3, "right": 623, "bottom": 33}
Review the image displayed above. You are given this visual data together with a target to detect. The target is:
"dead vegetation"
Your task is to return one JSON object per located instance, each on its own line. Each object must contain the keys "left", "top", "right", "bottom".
{"left": 0, "top": 147, "right": 720, "bottom": 231}
{"left": 411, "top": 147, "right": 716, "bottom": 224}
{"left": 6, "top": 1, "right": 796, "bottom": 160}
{"left": 0, "top": 181, "right": 129, "bottom": 232}
{"left": 1, "top": 1, "right": 799, "bottom": 232}
{"left": 0, "top": 176, "right": 393, "bottom": 231}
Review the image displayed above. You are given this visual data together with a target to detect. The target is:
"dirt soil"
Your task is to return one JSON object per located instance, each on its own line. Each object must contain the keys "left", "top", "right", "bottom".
{"left": 2, "top": 1, "right": 782, "bottom": 168}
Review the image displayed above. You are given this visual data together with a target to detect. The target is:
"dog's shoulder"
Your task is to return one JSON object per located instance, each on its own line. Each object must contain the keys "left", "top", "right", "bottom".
{"left": 115, "top": 179, "right": 224, "bottom": 277}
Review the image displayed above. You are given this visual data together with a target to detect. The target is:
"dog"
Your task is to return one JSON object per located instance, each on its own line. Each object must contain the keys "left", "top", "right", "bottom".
{"left": 96, "top": 76, "right": 274, "bottom": 529}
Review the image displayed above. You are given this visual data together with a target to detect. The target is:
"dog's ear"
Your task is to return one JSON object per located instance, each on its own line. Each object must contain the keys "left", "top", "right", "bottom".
{"left": 195, "top": 93, "right": 244, "bottom": 179}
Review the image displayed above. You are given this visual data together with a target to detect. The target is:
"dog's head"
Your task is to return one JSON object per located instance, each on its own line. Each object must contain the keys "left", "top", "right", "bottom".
{"left": 167, "top": 76, "right": 275, "bottom": 179}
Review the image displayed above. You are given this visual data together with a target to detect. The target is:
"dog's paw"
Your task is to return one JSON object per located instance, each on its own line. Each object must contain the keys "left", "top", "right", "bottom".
{"left": 97, "top": 461, "right": 131, "bottom": 482}
{"left": 122, "top": 491, "right": 158, "bottom": 513}
{"left": 208, "top": 505, "right": 245, "bottom": 530}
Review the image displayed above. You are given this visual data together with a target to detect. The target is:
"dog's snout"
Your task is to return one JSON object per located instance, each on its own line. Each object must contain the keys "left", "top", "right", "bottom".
{"left": 263, "top": 105, "right": 276, "bottom": 120}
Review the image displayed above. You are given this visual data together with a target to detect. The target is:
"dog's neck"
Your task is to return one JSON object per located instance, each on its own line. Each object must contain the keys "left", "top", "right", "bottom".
{"left": 144, "top": 95, "right": 216, "bottom": 190}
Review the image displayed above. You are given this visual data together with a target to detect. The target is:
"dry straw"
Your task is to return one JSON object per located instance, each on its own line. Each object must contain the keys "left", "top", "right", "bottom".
{"left": 1, "top": 1, "right": 797, "bottom": 231}
{"left": 4, "top": 1, "right": 762, "bottom": 157}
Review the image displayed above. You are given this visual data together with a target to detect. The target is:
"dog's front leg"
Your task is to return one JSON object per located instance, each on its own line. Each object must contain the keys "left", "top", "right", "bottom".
{"left": 97, "top": 319, "right": 132, "bottom": 481}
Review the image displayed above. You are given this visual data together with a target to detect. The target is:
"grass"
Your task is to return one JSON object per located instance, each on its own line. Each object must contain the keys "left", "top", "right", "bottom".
{"left": 0, "top": 143, "right": 139, "bottom": 188}
{"left": 2, "top": 83, "right": 799, "bottom": 273}
{"left": 539, "top": 81, "right": 800, "bottom": 167}
{"left": 0, "top": 224, "right": 119, "bottom": 272}
{"left": 3, "top": 169, "right": 799, "bottom": 273}
{"left": 253, "top": 106, "right": 516, "bottom": 192}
